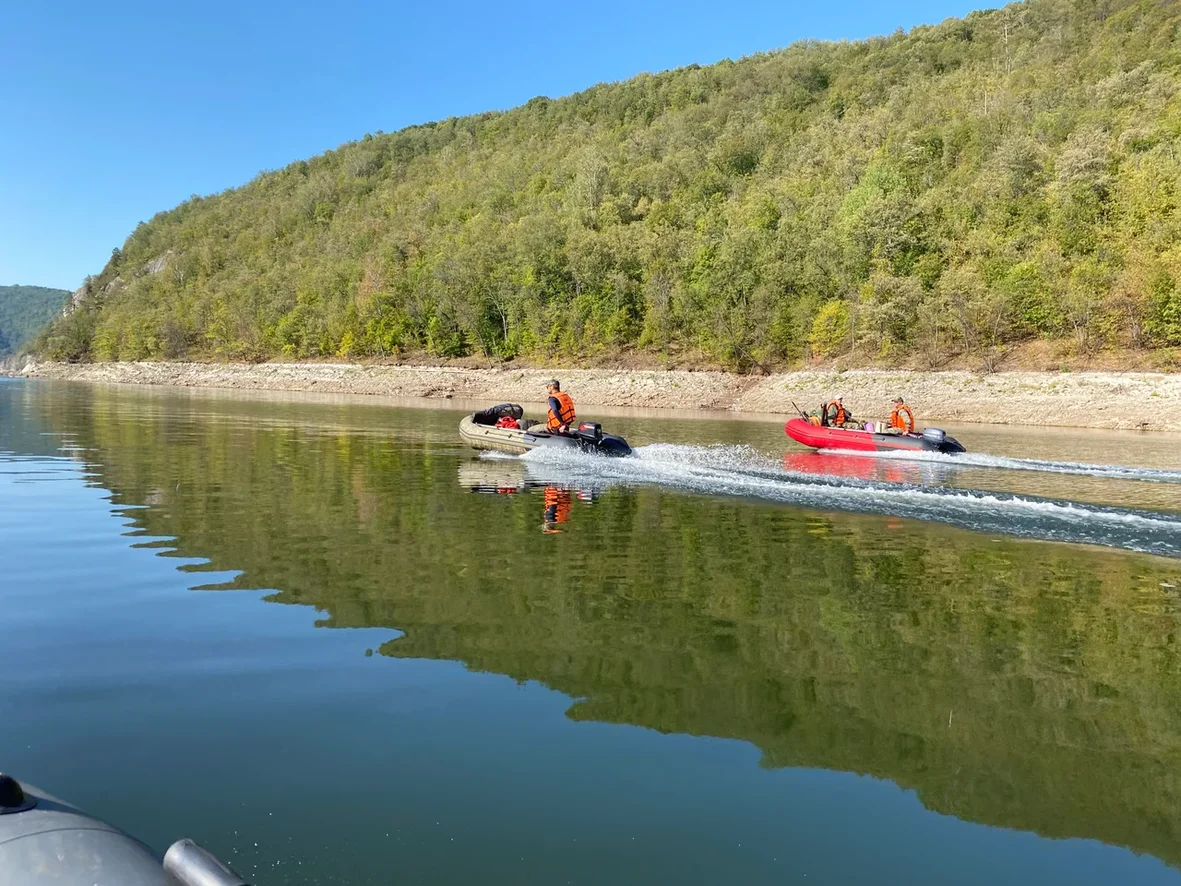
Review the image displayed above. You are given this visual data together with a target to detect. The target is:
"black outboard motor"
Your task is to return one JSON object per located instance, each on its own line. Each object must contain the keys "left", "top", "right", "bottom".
{"left": 0, "top": 774, "right": 248, "bottom": 886}
{"left": 574, "top": 421, "right": 603, "bottom": 443}
{"left": 564, "top": 421, "right": 631, "bottom": 456}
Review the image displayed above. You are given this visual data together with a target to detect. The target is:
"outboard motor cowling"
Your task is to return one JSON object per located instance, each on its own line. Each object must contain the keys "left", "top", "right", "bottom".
{"left": 920, "top": 426, "right": 966, "bottom": 454}
{"left": 921, "top": 427, "right": 946, "bottom": 445}
{"left": 576, "top": 421, "right": 603, "bottom": 442}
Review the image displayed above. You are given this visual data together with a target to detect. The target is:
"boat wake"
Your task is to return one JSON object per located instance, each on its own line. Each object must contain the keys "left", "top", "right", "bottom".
{"left": 824, "top": 447, "right": 1181, "bottom": 484}
{"left": 521, "top": 444, "right": 1181, "bottom": 558}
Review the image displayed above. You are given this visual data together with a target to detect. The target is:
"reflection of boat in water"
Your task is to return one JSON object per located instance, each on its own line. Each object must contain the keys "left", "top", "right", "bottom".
{"left": 783, "top": 451, "right": 923, "bottom": 485}
{"left": 457, "top": 459, "right": 595, "bottom": 532}
{"left": 459, "top": 404, "right": 631, "bottom": 456}
{"left": 456, "top": 458, "right": 529, "bottom": 494}
{"left": 785, "top": 417, "right": 965, "bottom": 454}
{"left": 782, "top": 450, "right": 961, "bottom": 486}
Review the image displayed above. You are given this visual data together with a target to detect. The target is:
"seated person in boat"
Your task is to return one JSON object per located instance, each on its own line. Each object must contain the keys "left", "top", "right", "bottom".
{"left": 888, "top": 396, "right": 915, "bottom": 434}
{"left": 546, "top": 379, "right": 576, "bottom": 434}
{"left": 824, "top": 395, "right": 859, "bottom": 429}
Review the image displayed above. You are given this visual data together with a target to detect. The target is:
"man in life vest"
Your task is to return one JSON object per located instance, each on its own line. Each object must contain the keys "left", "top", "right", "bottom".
{"left": 546, "top": 379, "right": 576, "bottom": 434}
{"left": 825, "top": 395, "right": 854, "bottom": 428}
{"left": 889, "top": 396, "right": 915, "bottom": 434}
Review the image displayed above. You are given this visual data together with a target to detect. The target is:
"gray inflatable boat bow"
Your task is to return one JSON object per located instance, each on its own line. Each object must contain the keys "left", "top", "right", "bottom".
{"left": 0, "top": 773, "right": 247, "bottom": 886}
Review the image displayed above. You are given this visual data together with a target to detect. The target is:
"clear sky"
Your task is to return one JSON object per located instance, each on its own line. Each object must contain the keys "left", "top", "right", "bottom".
{"left": 1, "top": 0, "right": 985, "bottom": 291}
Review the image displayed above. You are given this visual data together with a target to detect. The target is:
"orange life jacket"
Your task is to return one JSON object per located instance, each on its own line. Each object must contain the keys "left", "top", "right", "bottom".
{"left": 827, "top": 401, "right": 847, "bottom": 426}
{"left": 547, "top": 391, "right": 576, "bottom": 432}
{"left": 890, "top": 405, "right": 915, "bottom": 433}
{"left": 495, "top": 416, "right": 520, "bottom": 429}
{"left": 544, "top": 487, "right": 571, "bottom": 524}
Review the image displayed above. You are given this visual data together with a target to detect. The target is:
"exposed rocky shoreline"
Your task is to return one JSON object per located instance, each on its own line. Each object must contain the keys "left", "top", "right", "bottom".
{"left": 10, "top": 359, "right": 1181, "bottom": 431}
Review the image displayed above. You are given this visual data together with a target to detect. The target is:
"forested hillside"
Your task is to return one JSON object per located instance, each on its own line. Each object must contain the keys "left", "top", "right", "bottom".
{"left": 41, "top": 0, "right": 1181, "bottom": 370}
{"left": 0, "top": 285, "right": 69, "bottom": 356}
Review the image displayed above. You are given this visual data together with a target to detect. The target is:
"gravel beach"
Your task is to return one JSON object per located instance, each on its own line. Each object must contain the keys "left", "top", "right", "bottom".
{"left": 11, "top": 359, "right": 1181, "bottom": 431}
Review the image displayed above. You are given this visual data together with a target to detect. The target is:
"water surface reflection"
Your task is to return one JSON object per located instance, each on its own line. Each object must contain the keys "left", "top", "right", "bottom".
{"left": 3, "top": 380, "right": 1181, "bottom": 885}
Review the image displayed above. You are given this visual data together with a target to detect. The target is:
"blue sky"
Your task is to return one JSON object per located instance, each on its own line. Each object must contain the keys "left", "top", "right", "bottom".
{"left": 1, "top": 0, "right": 984, "bottom": 291}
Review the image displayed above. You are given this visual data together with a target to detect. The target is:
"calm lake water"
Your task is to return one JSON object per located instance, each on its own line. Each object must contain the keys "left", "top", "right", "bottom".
{"left": 3, "top": 378, "right": 1181, "bottom": 885}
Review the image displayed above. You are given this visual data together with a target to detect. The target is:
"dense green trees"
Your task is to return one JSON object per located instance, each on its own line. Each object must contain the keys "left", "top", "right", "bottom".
{"left": 0, "top": 285, "right": 70, "bottom": 356}
{"left": 40, "top": 0, "right": 1181, "bottom": 369}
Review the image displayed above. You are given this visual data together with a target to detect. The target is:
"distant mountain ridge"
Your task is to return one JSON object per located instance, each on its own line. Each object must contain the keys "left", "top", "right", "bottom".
{"left": 0, "top": 285, "right": 70, "bottom": 356}
{"left": 38, "top": 0, "right": 1181, "bottom": 370}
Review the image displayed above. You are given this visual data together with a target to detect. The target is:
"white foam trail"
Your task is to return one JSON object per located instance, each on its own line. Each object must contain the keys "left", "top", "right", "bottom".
{"left": 477, "top": 450, "right": 521, "bottom": 461}
{"left": 521, "top": 444, "right": 1181, "bottom": 558}
{"left": 824, "top": 446, "right": 1181, "bottom": 484}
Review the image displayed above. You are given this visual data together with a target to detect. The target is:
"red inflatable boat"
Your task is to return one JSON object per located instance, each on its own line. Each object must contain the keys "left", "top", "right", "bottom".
{"left": 784, "top": 418, "right": 965, "bottom": 454}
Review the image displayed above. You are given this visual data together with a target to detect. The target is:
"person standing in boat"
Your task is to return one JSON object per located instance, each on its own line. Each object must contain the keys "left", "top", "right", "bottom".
{"left": 546, "top": 379, "right": 576, "bottom": 434}
{"left": 889, "top": 397, "right": 915, "bottom": 434}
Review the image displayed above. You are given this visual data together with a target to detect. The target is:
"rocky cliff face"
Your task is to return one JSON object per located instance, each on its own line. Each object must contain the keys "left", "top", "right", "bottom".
{"left": 63, "top": 251, "right": 174, "bottom": 315}
{"left": 0, "top": 354, "right": 32, "bottom": 374}
{"left": 66, "top": 285, "right": 87, "bottom": 313}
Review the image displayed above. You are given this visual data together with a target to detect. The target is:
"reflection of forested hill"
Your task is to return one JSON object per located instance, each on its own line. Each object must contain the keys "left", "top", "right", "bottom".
{"left": 0, "top": 381, "right": 73, "bottom": 457}
{"left": 41, "top": 385, "right": 1181, "bottom": 868}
